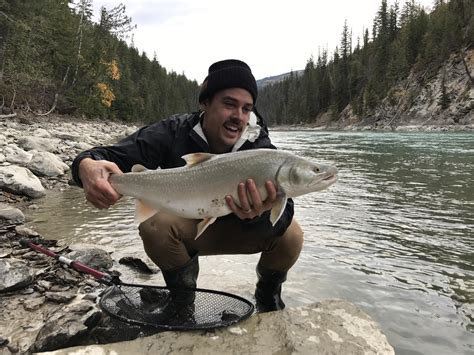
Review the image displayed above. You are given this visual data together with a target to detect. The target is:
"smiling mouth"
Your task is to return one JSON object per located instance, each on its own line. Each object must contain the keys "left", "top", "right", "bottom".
{"left": 223, "top": 123, "right": 241, "bottom": 134}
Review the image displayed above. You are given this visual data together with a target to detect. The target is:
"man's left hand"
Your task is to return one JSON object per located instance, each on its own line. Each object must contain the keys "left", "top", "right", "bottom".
{"left": 225, "top": 179, "right": 278, "bottom": 220}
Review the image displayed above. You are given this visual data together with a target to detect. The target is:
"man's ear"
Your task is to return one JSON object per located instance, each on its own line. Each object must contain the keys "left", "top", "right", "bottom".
{"left": 200, "top": 99, "right": 210, "bottom": 111}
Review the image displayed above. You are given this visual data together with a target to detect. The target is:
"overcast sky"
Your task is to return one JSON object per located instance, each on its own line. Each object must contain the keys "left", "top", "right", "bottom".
{"left": 92, "top": 0, "right": 434, "bottom": 83}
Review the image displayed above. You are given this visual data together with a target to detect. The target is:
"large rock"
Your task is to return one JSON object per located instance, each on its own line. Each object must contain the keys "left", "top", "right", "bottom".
{"left": 0, "top": 258, "right": 34, "bottom": 293}
{"left": 33, "top": 128, "right": 52, "bottom": 138}
{"left": 66, "top": 248, "right": 114, "bottom": 271}
{"left": 4, "top": 144, "right": 33, "bottom": 165}
{"left": 0, "top": 165, "right": 45, "bottom": 198}
{"left": 27, "top": 151, "right": 69, "bottom": 177}
{"left": 17, "top": 136, "right": 59, "bottom": 153}
{"left": 0, "top": 203, "right": 25, "bottom": 223}
{"left": 43, "top": 300, "right": 395, "bottom": 354}
{"left": 30, "top": 299, "right": 102, "bottom": 353}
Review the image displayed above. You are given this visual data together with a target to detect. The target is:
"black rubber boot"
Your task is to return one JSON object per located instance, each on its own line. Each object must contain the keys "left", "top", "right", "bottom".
{"left": 254, "top": 263, "right": 287, "bottom": 313}
{"left": 151, "top": 255, "right": 199, "bottom": 323}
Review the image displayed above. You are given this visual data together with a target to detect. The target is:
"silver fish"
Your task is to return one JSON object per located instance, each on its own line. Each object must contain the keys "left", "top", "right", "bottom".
{"left": 110, "top": 149, "right": 338, "bottom": 238}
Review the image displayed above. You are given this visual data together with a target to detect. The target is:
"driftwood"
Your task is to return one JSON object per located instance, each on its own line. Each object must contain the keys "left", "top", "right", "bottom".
{"left": 0, "top": 113, "right": 17, "bottom": 118}
{"left": 36, "top": 93, "right": 58, "bottom": 116}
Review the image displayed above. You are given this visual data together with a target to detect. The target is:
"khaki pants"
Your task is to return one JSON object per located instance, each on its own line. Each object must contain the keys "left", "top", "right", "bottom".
{"left": 139, "top": 213, "right": 304, "bottom": 272}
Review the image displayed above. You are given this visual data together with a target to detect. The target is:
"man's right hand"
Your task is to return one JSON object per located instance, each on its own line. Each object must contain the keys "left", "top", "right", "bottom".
{"left": 79, "top": 158, "right": 123, "bottom": 209}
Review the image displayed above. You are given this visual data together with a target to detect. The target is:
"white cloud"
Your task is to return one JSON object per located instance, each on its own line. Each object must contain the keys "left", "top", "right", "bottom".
{"left": 93, "top": 0, "right": 433, "bottom": 82}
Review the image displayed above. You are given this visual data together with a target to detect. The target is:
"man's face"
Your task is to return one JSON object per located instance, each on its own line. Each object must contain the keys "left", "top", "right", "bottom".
{"left": 201, "top": 88, "right": 254, "bottom": 153}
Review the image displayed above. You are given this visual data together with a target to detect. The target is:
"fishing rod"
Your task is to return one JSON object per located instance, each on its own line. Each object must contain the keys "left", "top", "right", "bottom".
{"left": 19, "top": 238, "right": 119, "bottom": 285}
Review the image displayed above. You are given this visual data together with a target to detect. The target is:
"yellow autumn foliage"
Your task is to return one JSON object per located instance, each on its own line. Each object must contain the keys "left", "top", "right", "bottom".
{"left": 100, "top": 59, "right": 121, "bottom": 80}
{"left": 108, "top": 59, "right": 120, "bottom": 80}
{"left": 96, "top": 82, "right": 115, "bottom": 107}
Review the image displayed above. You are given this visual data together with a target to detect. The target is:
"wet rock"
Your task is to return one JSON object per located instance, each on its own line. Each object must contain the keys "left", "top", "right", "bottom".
{"left": 0, "top": 258, "right": 34, "bottom": 293}
{"left": 66, "top": 248, "right": 113, "bottom": 271}
{"left": 0, "top": 165, "right": 45, "bottom": 198}
{"left": 0, "top": 203, "right": 25, "bottom": 223}
{"left": 119, "top": 256, "right": 154, "bottom": 274}
{"left": 17, "top": 136, "right": 59, "bottom": 153}
{"left": 30, "top": 299, "right": 102, "bottom": 353}
{"left": 27, "top": 151, "right": 69, "bottom": 177}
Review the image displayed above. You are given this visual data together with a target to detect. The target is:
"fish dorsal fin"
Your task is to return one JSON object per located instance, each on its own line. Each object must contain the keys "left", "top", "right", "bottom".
{"left": 195, "top": 217, "right": 217, "bottom": 239}
{"left": 270, "top": 194, "right": 288, "bottom": 226}
{"left": 132, "top": 164, "right": 148, "bottom": 173}
{"left": 181, "top": 153, "right": 215, "bottom": 167}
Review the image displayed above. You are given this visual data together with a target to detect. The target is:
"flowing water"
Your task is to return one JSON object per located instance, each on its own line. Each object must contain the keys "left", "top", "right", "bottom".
{"left": 27, "top": 130, "right": 473, "bottom": 355}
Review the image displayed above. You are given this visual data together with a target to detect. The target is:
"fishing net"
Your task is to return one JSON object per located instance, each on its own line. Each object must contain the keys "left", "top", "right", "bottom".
{"left": 99, "top": 283, "right": 254, "bottom": 330}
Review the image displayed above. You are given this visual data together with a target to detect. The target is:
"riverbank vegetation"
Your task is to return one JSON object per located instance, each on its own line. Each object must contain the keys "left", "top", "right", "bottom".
{"left": 0, "top": 0, "right": 199, "bottom": 122}
{"left": 0, "top": 0, "right": 472, "bottom": 126}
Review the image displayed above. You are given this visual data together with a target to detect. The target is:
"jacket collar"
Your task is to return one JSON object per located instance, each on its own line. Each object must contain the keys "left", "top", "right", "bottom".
{"left": 190, "top": 112, "right": 261, "bottom": 152}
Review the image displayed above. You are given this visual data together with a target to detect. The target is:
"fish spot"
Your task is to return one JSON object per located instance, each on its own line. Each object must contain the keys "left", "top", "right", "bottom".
{"left": 211, "top": 198, "right": 225, "bottom": 208}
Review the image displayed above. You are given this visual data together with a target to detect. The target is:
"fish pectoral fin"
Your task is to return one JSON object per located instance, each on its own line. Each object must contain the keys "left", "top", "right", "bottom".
{"left": 195, "top": 217, "right": 217, "bottom": 240}
{"left": 181, "top": 152, "right": 215, "bottom": 167}
{"left": 135, "top": 199, "right": 158, "bottom": 224}
{"left": 270, "top": 195, "right": 288, "bottom": 226}
{"left": 131, "top": 164, "right": 148, "bottom": 173}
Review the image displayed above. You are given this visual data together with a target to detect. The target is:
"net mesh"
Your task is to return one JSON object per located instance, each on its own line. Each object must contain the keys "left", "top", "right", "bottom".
{"left": 99, "top": 283, "right": 254, "bottom": 330}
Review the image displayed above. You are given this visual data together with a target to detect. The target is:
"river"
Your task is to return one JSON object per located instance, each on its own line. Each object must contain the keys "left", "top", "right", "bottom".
{"left": 27, "top": 130, "right": 473, "bottom": 355}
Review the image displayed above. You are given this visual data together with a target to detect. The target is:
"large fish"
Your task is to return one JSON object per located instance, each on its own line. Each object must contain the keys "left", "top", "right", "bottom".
{"left": 110, "top": 149, "right": 337, "bottom": 238}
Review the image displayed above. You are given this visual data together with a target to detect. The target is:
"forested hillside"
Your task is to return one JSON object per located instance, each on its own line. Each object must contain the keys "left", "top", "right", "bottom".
{"left": 0, "top": 0, "right": 199, "bottom": 122}
{"left": 257, "top": 0, "right": 473, "bottom": 127}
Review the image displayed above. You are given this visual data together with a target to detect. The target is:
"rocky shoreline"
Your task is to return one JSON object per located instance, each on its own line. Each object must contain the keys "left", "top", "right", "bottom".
{"left": 0, "top": 112, "right": 143, "bottom": 353}
{"left": 0, "top": 111, "right": 423, "bottom": 354}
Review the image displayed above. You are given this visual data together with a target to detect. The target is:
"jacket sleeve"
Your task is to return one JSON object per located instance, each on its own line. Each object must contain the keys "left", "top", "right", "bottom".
{"left": 71, "top": 120, "right": 173, "bottom": 187}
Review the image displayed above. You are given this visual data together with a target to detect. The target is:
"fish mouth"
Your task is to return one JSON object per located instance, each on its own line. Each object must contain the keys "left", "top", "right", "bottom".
{"left": 321, "top": 170, "right": 338, "bottom": 185}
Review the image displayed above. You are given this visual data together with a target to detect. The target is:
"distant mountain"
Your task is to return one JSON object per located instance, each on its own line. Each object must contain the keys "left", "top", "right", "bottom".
{"left": 257, "top": 70, "right": 304, "bottom": 89}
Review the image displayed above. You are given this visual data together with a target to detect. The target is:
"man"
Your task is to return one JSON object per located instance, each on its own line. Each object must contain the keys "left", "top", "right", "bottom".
{"left": 72, "top": 59, "right": 304, "bottom": 316}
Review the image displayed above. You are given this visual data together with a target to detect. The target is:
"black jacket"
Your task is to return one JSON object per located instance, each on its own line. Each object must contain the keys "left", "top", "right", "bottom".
{"left": 72, "top": 112, "right": 294, "bottom": 237}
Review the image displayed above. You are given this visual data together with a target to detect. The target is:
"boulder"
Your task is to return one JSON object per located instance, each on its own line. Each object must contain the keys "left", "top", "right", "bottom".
{"left": 4, "top": 144, "right": 33, "bottom": 165}
{"left": 0, "top": 165, "right": 45, "bottom": 198}
{"left": 27, "top": 151, "right": 69, "bottom": 177}
{"left": 66, "top": 248, "right": 114, "bottom": 270}
{"left": 43, "top": 300, "right": 395, "bottom": 355}
{"left": 30, "top": 299, "right": 102, "bottom": 353}
{"left": 17, "top": 136, "right": 60, "bottom": 153}
{"left": 0, "top": 258, "right": 34, "bottom": 293}
{"left": 0, "top": 203, "right": 25, "bottom": 223}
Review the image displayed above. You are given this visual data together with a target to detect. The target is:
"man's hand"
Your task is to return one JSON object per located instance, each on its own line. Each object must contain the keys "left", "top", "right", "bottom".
{"left": 79, "top": 158, "right": 123, "bottom": 209}
{"left": 225, "top": 179, "right": 278, "bottom": 220}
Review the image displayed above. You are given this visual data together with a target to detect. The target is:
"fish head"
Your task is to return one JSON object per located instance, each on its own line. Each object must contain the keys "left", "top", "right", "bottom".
{"left": 278, "top": 158, "right": 338, "bottom": 197}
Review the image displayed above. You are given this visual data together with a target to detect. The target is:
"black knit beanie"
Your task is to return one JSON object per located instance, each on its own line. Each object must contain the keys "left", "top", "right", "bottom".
{"left": 199, "top": 59, "right": 258, "bottom": 104}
